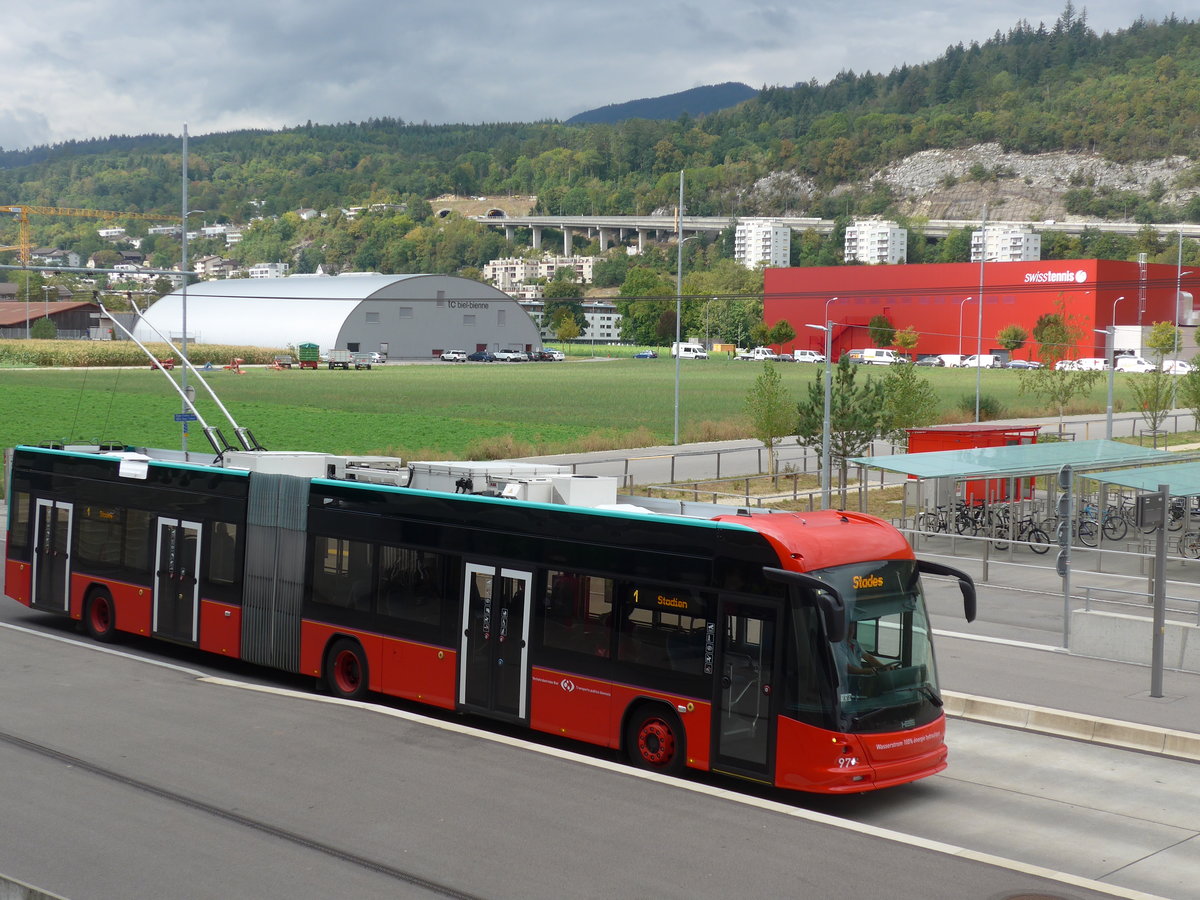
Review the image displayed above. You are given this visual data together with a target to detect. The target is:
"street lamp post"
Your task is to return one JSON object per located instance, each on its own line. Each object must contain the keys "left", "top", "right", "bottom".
{"left": 673, "top": 171, "right": 684, "bottom": 445}
{"left": 1172, "top": 249, "right": 1192, "bottom": 410}
{"left": 42, "top": 285, "right": 52, "bottom": 320}
{"left": 1104, "top": 295, "right": 1126, "bottom": 440}
{"left": 957, "top": 296, "right": 974, "bottom": 358}
{"left": 179, "top": 126, "right": 206, "bottom": 458}
{"left": 805, "top": 296, "right": 838, "bottom": 509}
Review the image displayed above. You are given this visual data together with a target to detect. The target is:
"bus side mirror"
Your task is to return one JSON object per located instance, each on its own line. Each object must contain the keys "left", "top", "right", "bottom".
{"left": 763, "top": 567, "right": 846, "bottom": 642}
{"left": 916, "top": 559, "right": 976, "bottom": 622}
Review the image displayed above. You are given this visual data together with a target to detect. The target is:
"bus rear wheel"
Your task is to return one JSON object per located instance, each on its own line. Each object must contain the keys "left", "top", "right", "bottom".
{"left": 326, "top": 639, "right": 369, "bottom": 701}
{"left": 84, "top": 589, "right": 118, "bottom": 643}
{"left": 625, "top": 706, "right": 685, "bottom": 776}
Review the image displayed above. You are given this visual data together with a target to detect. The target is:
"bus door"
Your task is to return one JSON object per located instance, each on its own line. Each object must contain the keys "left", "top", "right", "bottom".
{"left": 31, "top": 500, "right": 73, "bottom": 612}
{"left": 711, "top": 598, "right": 782, "bottom": 783}
{"left": 153, "top": 518, "right": 202, "bottom": 644}
{"left": 458, "top": 562, "right": 533, "bottom": 720}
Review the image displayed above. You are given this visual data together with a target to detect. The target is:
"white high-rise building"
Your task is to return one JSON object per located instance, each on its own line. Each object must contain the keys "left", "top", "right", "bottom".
{"left": 734, "top": 219, "right": 791, "bottom": 269}
{"left": 844, "top": 219, "right": 907, "bottom": 265}
{"left": 971, "top": 226, "right": 1041, "bottom": 262}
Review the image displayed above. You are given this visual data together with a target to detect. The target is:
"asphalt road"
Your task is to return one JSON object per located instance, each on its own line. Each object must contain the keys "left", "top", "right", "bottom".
{"left": 0, "top": 622, "right": 1187, "bottom": 900}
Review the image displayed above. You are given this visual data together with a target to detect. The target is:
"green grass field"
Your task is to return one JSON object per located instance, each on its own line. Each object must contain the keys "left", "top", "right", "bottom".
{"left": 0, "top": 357, "right": 1150, "bottom": 460}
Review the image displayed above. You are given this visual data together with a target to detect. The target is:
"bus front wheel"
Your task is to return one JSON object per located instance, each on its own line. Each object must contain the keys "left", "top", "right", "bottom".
{"left": 326, "top": 639, "right": 370, "bottom": 701}
{"left": 625, "top": 705, "right": 686, "bottom": 776}
{"left": 84, "top": 589, "right": 118, "bottom": 643}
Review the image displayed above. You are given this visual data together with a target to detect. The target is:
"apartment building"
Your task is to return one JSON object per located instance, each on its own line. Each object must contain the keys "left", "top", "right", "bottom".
{"left": 971, "top": 225, "right": 1042, "bottom": 262}
{"left": 519, "top": 296, "right": 621, "bottom": 343}
{"left": 733, "top": 218, "right": 791, "bottom": 269}
{"left": 482, "top": 255, "right": 596, "bottom": 292}
{"left": 844, "top": 219, "right": 908, "bottom": 265}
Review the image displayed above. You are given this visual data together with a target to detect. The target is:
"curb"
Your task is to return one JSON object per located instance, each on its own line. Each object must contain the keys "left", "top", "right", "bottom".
{"left": 944, "top": 690, "right": 1200, "bottom": 761}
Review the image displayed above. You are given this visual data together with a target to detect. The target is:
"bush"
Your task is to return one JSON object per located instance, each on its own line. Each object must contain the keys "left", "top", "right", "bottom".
{"left": 958, "top": 393, "right": 1006, "bottom": 420}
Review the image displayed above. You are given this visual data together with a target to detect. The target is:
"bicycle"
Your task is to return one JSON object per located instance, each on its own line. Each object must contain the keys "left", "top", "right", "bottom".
{"left": 1076, "top": 501, "right": 1126, "bottom": 546}
{"left": 1177, "top": 530, "right": 1200, "bottom": 559}
{"left": 991, "top": 513, "right": 1051, "bottom": 554}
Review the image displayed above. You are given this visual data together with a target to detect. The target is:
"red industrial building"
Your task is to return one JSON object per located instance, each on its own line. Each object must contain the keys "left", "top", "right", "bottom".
{"left": 764, "top": 259, "right": 1199, "bottom": 361}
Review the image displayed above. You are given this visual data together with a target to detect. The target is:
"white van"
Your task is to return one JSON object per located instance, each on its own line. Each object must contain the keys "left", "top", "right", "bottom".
{"left": 792, "top": 349, "right": 826, "bottom": 364}
{"left": 1115, "top": 356, "right": 1155, "bottom": 373}
{"left": 937, "top": 354, "right": 964, "bottom": 368}
{"left": 670, "top": 342, "right": 708, "bottom": 360}
{"left": 960, "top": 354, "right": 1003, "bottom": 368}
{"left": 861, "top": 348, "right": 901, "bottom": 366}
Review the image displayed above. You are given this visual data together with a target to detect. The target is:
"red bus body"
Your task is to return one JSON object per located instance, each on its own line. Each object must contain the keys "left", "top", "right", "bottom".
{"left": 5, "top": 445, "right": 970, "bottom": 794}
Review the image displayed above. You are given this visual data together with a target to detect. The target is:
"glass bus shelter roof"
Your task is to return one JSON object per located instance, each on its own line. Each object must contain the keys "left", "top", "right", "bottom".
{"left": 1096, "top": 461, "right": 1200, "bottom": 497}
{"left": 849, "top": 439, "right": 1176, "bottom": 480}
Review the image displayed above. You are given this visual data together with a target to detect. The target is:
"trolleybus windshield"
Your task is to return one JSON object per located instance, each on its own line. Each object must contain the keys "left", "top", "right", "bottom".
{"left": 813, "top": 559, "right": 941, "bottom": 734}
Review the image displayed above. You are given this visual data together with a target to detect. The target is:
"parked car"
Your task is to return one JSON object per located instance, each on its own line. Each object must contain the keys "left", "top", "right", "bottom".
{"left": 540, "top": 348, "right": 565, "bottom": 361}
{"left": 440, "top": 349, "right": 467, "bottom": 362}
{"left": 1005, "top": 359, "right": 1042, "bottom": 369}
{"left": 915, "top": 355, "right": 944, "bottom": 367}
{"left": 493, "top": 349, "right": 523, "bottom": 362}
{"left": 467, "top": 350, "right": 495, "bottom": 362}
{"left": 792, "top": 349, "right": 826, "bottom": 364}
{"left": 633, "top": 350, "right": 658, "bottom": 359}
{"left": 1162, "top": 358, "right": 1194, "bottom": 374}
{"left": 777, "top": 353, "right": 795, "bottom": 362}
{"left": 1115, "top": 356, "right": 1155, "bottom": 373}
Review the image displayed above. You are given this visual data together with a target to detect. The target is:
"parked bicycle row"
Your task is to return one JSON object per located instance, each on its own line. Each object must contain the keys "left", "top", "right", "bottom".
{"left": 915, "top": 495, "right": 1200, "bottom": 553}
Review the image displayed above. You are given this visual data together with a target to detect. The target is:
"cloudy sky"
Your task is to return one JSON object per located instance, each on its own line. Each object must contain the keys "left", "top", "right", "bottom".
{"left": 0, "top": 2, "right": 1187, "bottom": 151}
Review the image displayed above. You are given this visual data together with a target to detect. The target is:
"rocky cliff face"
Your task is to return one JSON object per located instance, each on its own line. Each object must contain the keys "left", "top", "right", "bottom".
{"left": 744, "top": 143, "right": 1198, "bottom": 222}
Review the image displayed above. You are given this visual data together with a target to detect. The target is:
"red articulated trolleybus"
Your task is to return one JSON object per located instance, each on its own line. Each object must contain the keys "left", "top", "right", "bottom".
{"left": 3, "top": 441, "right": 975, "bottom": 794}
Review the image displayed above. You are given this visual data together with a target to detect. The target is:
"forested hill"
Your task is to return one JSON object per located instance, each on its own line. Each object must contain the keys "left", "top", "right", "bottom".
{"left": 565, "top": 83, "right": 758, "bottom": 124}
{"left": 2, "top": 8, "right": 1200, "bottom": 237}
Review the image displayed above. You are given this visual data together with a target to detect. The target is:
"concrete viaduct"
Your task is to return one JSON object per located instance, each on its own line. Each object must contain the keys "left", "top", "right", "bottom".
{"left": 470, "top": 212, "right": 1200, "bottom": 255}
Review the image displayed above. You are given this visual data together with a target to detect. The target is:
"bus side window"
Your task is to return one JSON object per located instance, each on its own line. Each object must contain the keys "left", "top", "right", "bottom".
{"left": 783, "top": 605, "right": 827, "bottom": 726}
{"left": 206, "top": 522, "right": 239, "bottom": 585}
{"left": 123, "top": 508, "right": 155, "bottom": 575}
{"left": 310, "top": 535, "right": 374, "bottom": 610}
{"left": 541, "top": 570, "right": 612, "bottom": 657}
{"left": 617, "top": 586, "right": 708, "bottom": 675}
{"left": 6, "top": 492, "right": 30, "bottom": 558}
{"left": 379, "top": 546, "right": 446, "bottom": 626}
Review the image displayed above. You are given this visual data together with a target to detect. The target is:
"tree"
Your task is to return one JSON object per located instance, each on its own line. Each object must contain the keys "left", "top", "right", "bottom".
{"left": 745, "top": 363, "right": 794, "bottom": 474}
{"left": 996, "top": 324, "right": 1029, "bottom": 359}
{"left": 880, "top": 361, "right": 939, "bottom": 447}
{"left": 893, "top": 326, "right": 920, "bottom": 355}
{"left": 30, "top": 317, "right": 57, "bottom": 339}
{"left": 795, "top": 358, "right": 886, "bottom": 505}
{"left": 1020, "top": 302, "right": 1101, "bottom": 433}
{"left": 867, "top": 314, "right": 895, "bottom": 347}
{"left": 1176, "top": 359, "right": 1200, "bottom": 426}
{"left": 554, "top": 316, "right": 581, "bottom": 345}
{"left": 1132, "top": 321, "right": 1183, "bottom": 438}
{"left": 767, "top": 319, "right": 796, "bottom": 350}
{"left": 1145, "top": 320, "right": 1181, "bottom": 362}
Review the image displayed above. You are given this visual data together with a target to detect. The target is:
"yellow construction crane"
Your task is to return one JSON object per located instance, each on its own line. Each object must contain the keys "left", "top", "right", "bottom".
{"left": 0, "top": 204, "right": 178, "bottom": 266}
